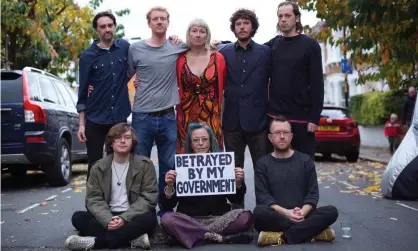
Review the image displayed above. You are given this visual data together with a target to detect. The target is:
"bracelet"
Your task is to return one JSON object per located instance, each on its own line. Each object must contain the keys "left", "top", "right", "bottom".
{"left": 164, "top": 186, "right": 175, "bottom": 197}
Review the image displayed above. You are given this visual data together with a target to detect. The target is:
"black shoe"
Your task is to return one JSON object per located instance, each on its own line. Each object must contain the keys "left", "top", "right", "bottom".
{"left": 223, "top": 232, "right": 253, "bottom": 244}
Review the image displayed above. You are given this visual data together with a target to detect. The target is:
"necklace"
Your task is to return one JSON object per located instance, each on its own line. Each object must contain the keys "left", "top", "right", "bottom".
{"left": 112, "top": 160, "right": 129, "bottom": 186}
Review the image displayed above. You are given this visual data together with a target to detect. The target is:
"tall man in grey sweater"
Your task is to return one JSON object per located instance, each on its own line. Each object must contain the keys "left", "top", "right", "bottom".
{"left": 253, "top": 115, "right": 338, "bottom": 246}
{"left": 127, "top": 6, "right": 187, "bottom": 208}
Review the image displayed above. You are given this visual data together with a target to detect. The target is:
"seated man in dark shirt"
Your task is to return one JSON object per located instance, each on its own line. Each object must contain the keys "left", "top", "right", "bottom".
{"left": 253, "top": 115, "right": 338, "bottom": 246}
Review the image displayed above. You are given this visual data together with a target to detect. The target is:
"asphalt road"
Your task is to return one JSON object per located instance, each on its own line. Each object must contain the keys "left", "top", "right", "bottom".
{"left": 1, "top": 149, "right": 418, "bottom": 251}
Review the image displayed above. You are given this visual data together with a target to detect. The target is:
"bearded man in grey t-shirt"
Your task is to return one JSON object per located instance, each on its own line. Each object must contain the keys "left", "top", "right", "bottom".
{"left": 127, "top": 6, "right": 187, "bottom": 215}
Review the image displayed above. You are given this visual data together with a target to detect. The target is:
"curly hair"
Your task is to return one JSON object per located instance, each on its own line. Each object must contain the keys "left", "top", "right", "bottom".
{"left": 229, "top": 9, "right": 259, "bottom": 37}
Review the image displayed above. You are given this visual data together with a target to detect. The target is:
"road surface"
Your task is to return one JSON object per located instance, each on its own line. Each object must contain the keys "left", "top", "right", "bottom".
{"left": 1, "top": 149, "right": 418, "bottom": 251}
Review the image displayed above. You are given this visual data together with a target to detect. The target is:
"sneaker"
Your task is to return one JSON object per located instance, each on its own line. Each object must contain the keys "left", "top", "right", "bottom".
{"left": 64, "top": 235, "right": 95, "bottom": 251}
{"left": 131, "top": 233, "right": 151, "bottom": 249}
{"left": 314, "top": 227, "right": 335, "bottom": 242}
{"left": 257, "top": 231, "right": 285, "bottom": 246}
{"left": 223, "top": 232, "right": 253, "bottom": 244}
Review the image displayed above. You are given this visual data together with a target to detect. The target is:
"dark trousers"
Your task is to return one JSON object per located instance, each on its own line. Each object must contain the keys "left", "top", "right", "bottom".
{"left": 267, "top": 117, "right": 316, "bottom": 158}
{"left": 224, "top": 124, "right": 268, "bottom": 169}
{"left": 71, "top": 211, "right": 157, "bottom": 249}
{"left": 253, "top": 205, "right": 338, "bottom": 244}
{"left": 388, "top": 136, "right": 401, "bottom": 154}
{"left": 85, "top": 120, "right": 118, "bottom": 180}
{"left": 224, "top": 124, "right": 268, "bottom": 209}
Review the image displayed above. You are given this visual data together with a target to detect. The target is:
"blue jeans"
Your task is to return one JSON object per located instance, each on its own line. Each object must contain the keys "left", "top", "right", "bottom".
{"left": 131, "top": 111, "right": 177, "bottom": 215}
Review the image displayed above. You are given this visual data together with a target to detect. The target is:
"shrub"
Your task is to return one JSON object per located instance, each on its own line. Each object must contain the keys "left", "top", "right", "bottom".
{"left": 349, "top": 90, "right": 405, "bottom": 125}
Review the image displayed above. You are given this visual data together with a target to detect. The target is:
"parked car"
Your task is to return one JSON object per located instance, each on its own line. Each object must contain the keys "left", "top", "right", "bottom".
{"left": 315, "top": 105, "right": 361, "bottom": 162}
{"left": 1, "top": 67, "right": 87, "bottom": 186}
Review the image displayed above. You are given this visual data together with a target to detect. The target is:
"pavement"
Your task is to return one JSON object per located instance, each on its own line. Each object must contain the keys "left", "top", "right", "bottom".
{"left": 2, "top": 147, "right": 418, "bottom": 251}
{"left": 359, "top": 146, "right": 392, "bottom": 164}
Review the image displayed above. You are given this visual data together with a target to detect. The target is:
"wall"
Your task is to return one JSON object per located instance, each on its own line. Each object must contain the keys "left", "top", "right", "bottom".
{"left": 359, "top": 125, "right": 389, "bottom": 148}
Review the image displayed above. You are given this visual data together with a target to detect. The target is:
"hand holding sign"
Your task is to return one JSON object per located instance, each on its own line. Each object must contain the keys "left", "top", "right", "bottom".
{"left": 165, "top": 170, "right": 177, "bottom": 188}
{"left": 235, "top": 167, "right": 244, "bottom": 187}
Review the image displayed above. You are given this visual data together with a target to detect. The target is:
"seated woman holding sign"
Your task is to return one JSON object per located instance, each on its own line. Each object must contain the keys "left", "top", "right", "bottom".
{"left": 160, "top": 123, "right": 253, "bottom": 249}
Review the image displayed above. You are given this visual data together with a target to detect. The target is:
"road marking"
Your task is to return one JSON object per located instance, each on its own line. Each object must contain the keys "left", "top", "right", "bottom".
{"left": 338, "top": 180, "right": 359, "bottom": 189}
{"left": 45, "top": 195, "right": 57, "bottom": 201}
{"left": 61, "top": 188, "right": 72, "bottom": 193}
{"left": 17, "top": 203, "right": 40, "bottom": 214}
{"left": 396, "top": 202, "right": 418, "bottom": 212}
{"left": 326, "top": 175, "right": 360, "bottom": 189}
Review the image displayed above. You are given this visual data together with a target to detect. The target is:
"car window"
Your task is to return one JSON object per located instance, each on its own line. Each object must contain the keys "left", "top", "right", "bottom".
{"left": 38, "top": 77, "right": 60, "bottom": 104}
{"left": 321, "top": 108, "right": 350, "bottom": 118}
{"left": 26, "top": 72, "right": 42, "bottom": 102}
{"left": 0, "top": 71, "right": 23, "bottom": 103}
{"left": 64, "top": 84, "right": 78, "bottom": 105}
{"left": 54, "top": 81, "right": 74, "bottom": 107}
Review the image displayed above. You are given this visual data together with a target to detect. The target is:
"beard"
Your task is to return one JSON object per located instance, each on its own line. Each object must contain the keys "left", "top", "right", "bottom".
{"left": 102, "top": 33, "right": 113, "bottom": 43}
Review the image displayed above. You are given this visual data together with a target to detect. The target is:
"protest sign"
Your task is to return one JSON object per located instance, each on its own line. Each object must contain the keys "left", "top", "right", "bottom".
{"left": 175, "top": 152, "right": 236, "bottom": 197}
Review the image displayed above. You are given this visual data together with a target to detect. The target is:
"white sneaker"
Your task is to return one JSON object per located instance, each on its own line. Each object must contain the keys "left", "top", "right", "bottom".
{"left": 130, "top": 233, "right": 151, "bottom": 249}
{"left": 65, "top": 235, "right": 95, "bottom": 251}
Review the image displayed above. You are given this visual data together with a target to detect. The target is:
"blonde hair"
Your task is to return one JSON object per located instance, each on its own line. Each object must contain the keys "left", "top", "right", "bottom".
{"left": 185, "top": 18, "right": 211, "bottom": 50}
{"left": 146, "top": 6, "right": 170, "bottom": 23}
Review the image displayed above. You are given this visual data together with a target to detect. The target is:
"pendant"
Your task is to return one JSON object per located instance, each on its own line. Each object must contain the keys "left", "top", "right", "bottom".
{"left": 117, "top": 182, "right": 121, "bottom": 186}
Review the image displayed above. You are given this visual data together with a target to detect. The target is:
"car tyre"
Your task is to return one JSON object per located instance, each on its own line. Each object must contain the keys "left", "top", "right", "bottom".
{"left": 45, "top": 138, "right": 72, "bottom": 187}
{"left": 346, "top": 151, "right": 359, "bottom": 163}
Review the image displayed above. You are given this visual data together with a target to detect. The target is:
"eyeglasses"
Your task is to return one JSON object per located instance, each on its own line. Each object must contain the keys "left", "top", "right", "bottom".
{"left": 191, "top": 137, "right": 209, "bottom": 144}
{"left": 269, "top": 131, "right": 291, "bottom": 137}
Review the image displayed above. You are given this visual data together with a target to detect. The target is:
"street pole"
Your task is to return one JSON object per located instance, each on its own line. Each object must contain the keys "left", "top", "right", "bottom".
{"left": 343, "top": 27, "right": 349, "bottom": 108}
{"left": 4, "top": 33, "right": 10, "bottom": 70}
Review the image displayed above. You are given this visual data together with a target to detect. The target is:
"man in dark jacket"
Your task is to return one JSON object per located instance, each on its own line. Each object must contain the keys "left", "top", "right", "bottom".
{"left": 401, "top": 86, "right": 416, "bottom": 129}
{"left": 65, "top": 123, "right": 158, "bottom": 250}
{"left": 253, "top": 116, "right": 338, "bottom": 246}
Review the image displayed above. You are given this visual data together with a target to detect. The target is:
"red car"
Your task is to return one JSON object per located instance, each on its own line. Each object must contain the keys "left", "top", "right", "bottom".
{"left": 315, "top": 105, "right": 361, "bottom": 162}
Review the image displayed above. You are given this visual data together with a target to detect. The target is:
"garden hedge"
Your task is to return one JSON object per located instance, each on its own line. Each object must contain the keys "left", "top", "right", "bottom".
{"left": 348, "top": 90, "right": 405, "bottom": 126}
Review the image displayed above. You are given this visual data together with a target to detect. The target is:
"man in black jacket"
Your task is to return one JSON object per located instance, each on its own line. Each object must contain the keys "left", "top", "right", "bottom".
{"left": 253, "top": 116, "right": 338, "bottom": 246}
{"left": 401, "top": 86, "right": 416, "bottom": 129}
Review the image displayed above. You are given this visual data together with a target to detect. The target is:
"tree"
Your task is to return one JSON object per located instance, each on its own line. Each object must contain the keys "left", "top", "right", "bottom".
{"left": 297, "top": 0, "right": 418, "bottom": 89}
{"left": 1, "top": 0, "right": 130, "bottom": 83}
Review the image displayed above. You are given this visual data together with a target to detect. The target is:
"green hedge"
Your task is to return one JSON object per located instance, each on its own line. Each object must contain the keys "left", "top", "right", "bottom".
{"left": 349, "top": 90, "right": 405, "bottom": 126}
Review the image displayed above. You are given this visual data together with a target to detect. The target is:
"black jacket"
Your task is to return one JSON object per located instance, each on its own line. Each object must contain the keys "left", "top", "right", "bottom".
{"left": 401, "top": 96, "right": 416, "bottom": 125}
{"left": 159, "top": 183, "right": 246, "bottom": 217}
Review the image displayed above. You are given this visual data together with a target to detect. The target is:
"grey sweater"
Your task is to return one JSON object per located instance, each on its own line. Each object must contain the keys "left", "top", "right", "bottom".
{"left": 254, "top": 151, "right": 319, "bottom": 209}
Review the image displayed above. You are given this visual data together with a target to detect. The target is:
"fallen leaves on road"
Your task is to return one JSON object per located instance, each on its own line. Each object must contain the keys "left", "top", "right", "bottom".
{"left": 40, "top": 212, "right": 49, "bottom": 215}
{"left": 317, "top": 160, "right": 386, "bottom": 197}
{"left": 74, "top": 188, "right": 82, "bottom": 193}
{"left": 390, "top": 217, "right": 397, "bottom": 220}
{"left": 40, "top": 202, "right": 47, "bottom": 206}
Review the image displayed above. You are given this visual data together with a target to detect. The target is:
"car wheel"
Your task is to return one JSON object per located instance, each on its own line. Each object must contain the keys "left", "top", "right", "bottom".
{"left": 45, "top": 138, "right": 72, "bottom": 186}
{"left": 346, "top": 151, "right": 359, "bottom": 163}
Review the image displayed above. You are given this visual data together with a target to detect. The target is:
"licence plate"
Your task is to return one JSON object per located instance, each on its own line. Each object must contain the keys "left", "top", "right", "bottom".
{"left": 317, "top": 125, "right": 340, "bottom": 131}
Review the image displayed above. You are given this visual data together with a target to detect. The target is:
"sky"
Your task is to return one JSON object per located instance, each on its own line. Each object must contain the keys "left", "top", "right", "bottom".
{"left": 76, "top": 0, "right": 319, "bottom": 43}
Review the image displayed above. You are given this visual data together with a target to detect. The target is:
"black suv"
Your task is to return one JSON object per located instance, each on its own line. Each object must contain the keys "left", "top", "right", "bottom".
{"left": 1, "top": 67, "right": 87, "bottom": 186}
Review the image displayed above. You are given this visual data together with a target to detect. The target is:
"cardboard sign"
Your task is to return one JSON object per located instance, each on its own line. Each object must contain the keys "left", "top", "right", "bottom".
{"left": 175, "top": 152, "right": 236, "bottom": 197}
